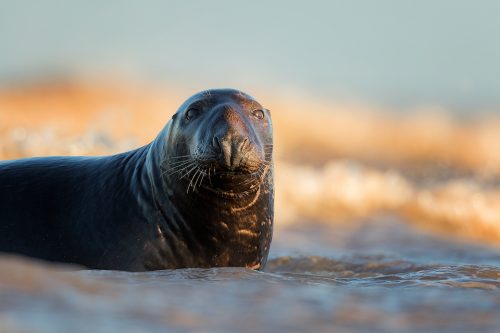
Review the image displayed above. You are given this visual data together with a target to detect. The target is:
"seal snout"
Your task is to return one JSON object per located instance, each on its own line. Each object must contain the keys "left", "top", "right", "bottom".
{"left": 213, "top": 134, "right": 252, "bottom": 171}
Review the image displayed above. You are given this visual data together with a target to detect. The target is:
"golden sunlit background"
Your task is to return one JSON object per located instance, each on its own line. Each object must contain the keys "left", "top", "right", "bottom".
{"left": 2, "top": 2, "right": 500, "bottom": 332}
{"left": 2, "top": 1, "right": 500, "bottom": 245}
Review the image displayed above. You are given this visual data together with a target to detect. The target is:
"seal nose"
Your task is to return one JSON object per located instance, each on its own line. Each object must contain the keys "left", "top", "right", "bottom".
{"left": 210, "top": 106, "right": 254, "bottom": 171}
{"left": 213, "top": 134, "right": 250, "bottom": 170}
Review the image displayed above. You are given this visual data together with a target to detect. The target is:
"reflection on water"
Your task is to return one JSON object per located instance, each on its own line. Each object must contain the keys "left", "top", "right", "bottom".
{"left": 1, "top": 82, "right": 500, "bottom": 332}
{"left": 1, "top": 219, "right": 500, "bottom": 333}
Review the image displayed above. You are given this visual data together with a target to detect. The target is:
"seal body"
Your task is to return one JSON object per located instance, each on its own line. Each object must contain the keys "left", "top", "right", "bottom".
{"left": 0, "top": 89, "right": 274, "bottom": 271}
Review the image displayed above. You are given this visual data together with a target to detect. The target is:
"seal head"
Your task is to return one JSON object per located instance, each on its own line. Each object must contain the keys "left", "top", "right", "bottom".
{"left": 145, "top": 89, "right": 274, "bottom": 270}
{"left": 166, "top": 89, "right": 272, "bottom": 193}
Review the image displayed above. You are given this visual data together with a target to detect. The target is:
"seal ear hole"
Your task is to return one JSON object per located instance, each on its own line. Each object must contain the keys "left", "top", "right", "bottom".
{"left": 252, "top": 109, "right": 265, "bottom": 120}
{"left": 185, "top": 108, "right": 200, "bottom": 121}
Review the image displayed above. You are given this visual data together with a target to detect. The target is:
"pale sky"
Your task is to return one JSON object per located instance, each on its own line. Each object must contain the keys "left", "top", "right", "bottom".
{"left": 1, "top": 0, "right": 499, "bottom": 109}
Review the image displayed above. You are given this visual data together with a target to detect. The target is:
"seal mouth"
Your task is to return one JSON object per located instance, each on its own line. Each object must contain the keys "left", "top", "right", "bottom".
{"left": 197, "top": 158, "right": 268, "bottom": 191}
{"left": 164, "top": 154, "right": 269, "bottom": 195}
{"left": 206, "top": 156, "right": 271, "bottom": 193}
{"left": 198, "top": 169, "right": 266, "bottom": 198}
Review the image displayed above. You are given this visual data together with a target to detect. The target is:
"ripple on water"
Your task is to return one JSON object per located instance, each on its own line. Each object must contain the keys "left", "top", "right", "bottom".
{"left": 0, "top": 253, "right": 500, "bottom": 333}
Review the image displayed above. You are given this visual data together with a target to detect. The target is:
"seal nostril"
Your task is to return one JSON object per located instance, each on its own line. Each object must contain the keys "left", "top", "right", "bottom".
{"left": 213, "top": 136, "right": 221, "bottom": 152}
{"left": 241, "top": 137, "right": 250, "bottom": 151}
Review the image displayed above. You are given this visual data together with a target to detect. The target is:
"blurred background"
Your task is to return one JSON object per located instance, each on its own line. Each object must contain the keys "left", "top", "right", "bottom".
{"left": 1, "top": 0, "right": 500, "bottom": 109}
{"left": 1, "top": 2, "right": 500, "bottom": 332}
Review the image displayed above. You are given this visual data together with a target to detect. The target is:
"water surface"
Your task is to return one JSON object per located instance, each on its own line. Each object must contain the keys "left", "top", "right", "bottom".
{"left": 1, "top": 216, "right": 499, "bottom": 333}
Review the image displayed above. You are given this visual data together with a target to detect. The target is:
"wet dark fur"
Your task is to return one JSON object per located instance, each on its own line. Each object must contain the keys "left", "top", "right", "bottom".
{"left": 0, "top": 89, "right": 274, "bottom": 271}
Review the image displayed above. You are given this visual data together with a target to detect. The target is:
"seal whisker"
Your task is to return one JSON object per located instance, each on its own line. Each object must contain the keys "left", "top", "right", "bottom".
{"left": 164, "top": 161, "right": 192, "bottom": 174}
{"left": 166, "top": 160, "right": 196, "bottom": 174}
{"left": 192, "top": 168, "right": 203, "bottom": 191}
{"left": 199, "top": 171, "right": 207, "bottom": 189}
{"left": 168, "top": 154, "right": 193, "bottom": 160}
{"left": 167, "top": 159, "right": 193, "bottom": 168}
{"left": 186, "top": 171, "right": 195, "bottom": 193}
{"left": 235, "top": 174, "right": 259, "bottom": 187}
{"left": 166, "top": 159, "right": 193, "bottom": 168}
{"left": 167, "top": 162, "right": 194, "bottom": 174}
{"left": 179, "top": 164, "right": 198, "bottom": 181}
{"left": 187, "top": 168, "right": 201, "bottom": 193}
{"left": 191, "top": 168, "right": 203, "bottom": 192}
{"left": 168, "top": 162, "right": 195, "bottom": 181}
{"left": 167, "top": 161, "right": 192, "bottom": 171}
{"left": 168, "top": 157, "right": 192, "bottom": 164}
{"left": 194, "top": 169, "right": 206, "bottom": 191}
{"left": 164, "top": 160, "right": 195, "bottom": 177}
{"left": 207, "top": 166, "right": 213, "bottom": 186}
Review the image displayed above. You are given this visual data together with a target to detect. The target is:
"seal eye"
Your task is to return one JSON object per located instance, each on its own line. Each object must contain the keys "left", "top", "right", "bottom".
{"left": 185, "top": 108, "right": 200, "bottom": 121}
{"left": 252, "top": 109, "right": 265, "bottom": 120}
